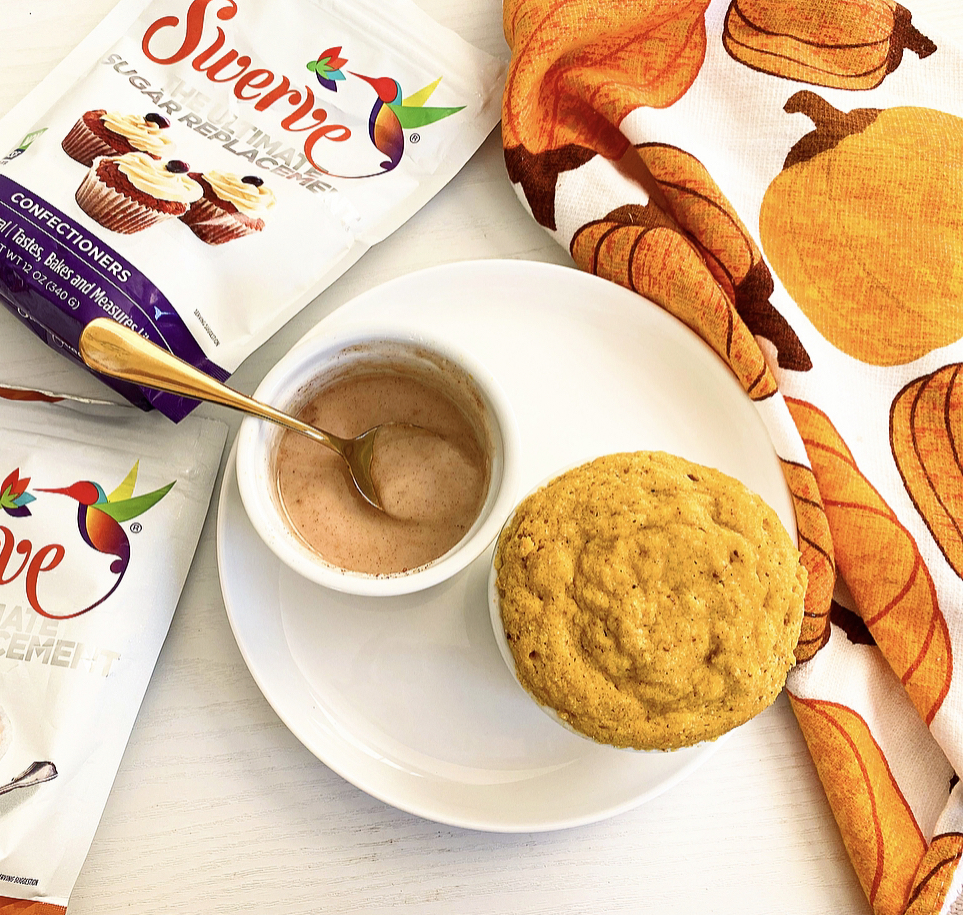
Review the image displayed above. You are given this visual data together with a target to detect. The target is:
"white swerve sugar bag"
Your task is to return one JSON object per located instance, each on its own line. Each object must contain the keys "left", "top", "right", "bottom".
{"left": 0, "top": 391, "right": 225, "bottom": 911}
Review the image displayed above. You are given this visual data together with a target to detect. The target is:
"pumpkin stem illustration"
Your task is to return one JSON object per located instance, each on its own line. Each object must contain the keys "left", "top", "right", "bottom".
{"left": 889, "top": 3, "right": 937, "bottom": 74}
{"left": 830, "top": 601, "right": 876, "bottom": 647}
{"left": 504, "top": 144, "right": 597, "bottom": 230}
{"left": 734, "top": 260, "right": 812, "bottom": 372}
{"left": 783, "top": 91, "right": 880, "bottom": 169}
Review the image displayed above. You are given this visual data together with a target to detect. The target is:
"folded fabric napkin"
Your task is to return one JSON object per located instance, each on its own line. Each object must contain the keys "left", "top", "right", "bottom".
{"left": 501, "top": 1, "right": 963, "bottom": 911}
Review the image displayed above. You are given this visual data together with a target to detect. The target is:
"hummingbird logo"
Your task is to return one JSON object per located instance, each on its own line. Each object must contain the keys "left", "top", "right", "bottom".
{"left": 306, "top": 46, "right": 348, "bottom": 92}
{"left": 305, "top": 47, "right": 465, "bottom": 177}
{"left": 0, "top": 469, "right": 35, "bottom": 518}
{"left": 351, "top": 72, "right": 465, "bottom": 173}
{"left": 38, "top": 461, "right": 174, "bottom": 619}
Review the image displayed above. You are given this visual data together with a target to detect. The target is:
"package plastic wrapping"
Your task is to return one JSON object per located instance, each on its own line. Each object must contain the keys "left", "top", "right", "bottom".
{"left": 0, "top": 392, "right": 226, "bottom": 911}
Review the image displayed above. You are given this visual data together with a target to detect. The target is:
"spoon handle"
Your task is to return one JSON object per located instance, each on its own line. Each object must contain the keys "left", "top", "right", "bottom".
{"left": 79, "top": 318, "right": 340, "bottom": 451}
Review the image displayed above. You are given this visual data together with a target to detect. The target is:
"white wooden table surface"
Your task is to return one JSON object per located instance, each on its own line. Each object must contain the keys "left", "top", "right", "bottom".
{"left": 1, "top": 2, "right": 959, "bottom": 913}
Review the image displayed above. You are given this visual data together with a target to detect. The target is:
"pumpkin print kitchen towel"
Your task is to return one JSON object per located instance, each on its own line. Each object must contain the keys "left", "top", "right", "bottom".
{"left": 502, "top": 0, "right": 963, "bottom": 912}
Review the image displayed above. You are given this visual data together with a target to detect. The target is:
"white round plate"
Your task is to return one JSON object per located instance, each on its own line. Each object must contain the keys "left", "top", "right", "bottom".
{"left": 216, "top": 259, "right": 795, "bottom": 832}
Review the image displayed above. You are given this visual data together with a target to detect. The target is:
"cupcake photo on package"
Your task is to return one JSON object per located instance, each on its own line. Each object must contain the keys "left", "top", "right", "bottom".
{"left": 75, "top": 152, "right": 202, "bottom": 234}
{"left": 61, "top": 110, "right": 174, "bottom": 167}
{"left": 180, "top": 171, "right": 276, "bottom": 244}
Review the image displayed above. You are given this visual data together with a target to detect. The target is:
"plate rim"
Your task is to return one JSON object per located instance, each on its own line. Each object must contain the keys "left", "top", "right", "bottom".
{"left": 216, "top": 258, "right": 790, "bottom": 832}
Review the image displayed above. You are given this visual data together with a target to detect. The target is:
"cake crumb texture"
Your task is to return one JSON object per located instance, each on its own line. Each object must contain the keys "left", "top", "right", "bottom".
{"left": 494, "top": 452, "right": 807, "bottom": 751}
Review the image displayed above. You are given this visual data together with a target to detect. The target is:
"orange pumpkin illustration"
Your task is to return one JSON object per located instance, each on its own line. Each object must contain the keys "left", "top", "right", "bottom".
{"left": 502, "top": 0, "right": 712, "bottom": 228}
{"left": 789, "top": 695, "right": 926, "bottom": 912}
{"left": 570, "top": 200, "right": 778, "bottom": 399}
{"left": 787, "top": 397, "right": 952, "bottom": 725}
{"left": 636, "top": 143, "right": 811, "bottom": 372}
{"left": 569, "top": 142, "right": 819, "bottom": 394}
{"left": 903, "top": 832, "right": 963, "bottom": 914}
{"left": 760, "top": 92, "right": 963, "bottom": 367}
{"left": 723, "top": 0, "right": 936, "bottom": 90}
{"left": 781, "top": 459, "right": 835, "bottom": 661}
{"left": 891, "top": 364, "right": 963, "bottom": 580}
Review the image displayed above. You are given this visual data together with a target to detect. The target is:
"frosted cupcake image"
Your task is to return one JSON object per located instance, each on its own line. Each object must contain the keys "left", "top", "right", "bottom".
{"left": 180, "top": 171, "right": 276, "bottom": 244}
{"left": 75, "top": 153, "right": 202, "bottom": 234}
{"left": 62, "top": 110, "right": 175, "bottom": 167}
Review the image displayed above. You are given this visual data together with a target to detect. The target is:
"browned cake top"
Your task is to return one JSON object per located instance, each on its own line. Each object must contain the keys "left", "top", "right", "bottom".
{"left": 494, "top": 451, "right": 807, "bottom": 751}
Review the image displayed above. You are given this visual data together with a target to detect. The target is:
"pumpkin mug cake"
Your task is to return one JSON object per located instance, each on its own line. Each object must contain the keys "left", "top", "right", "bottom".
{"left": 492, "top": 451, "right": 807, "bottom": 751}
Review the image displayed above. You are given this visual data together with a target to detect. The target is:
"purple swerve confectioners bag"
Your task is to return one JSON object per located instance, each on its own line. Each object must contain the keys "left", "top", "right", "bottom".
{"left": 0, "top": 0, "right": 505, "bottom": 419}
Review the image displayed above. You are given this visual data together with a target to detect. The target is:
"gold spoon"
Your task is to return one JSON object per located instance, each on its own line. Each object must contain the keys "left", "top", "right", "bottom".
{"left": 79, "top": 317, "right": 389, "bottom": 511}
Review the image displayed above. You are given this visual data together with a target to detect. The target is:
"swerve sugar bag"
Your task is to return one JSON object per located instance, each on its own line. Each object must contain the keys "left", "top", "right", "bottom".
{"left": 0, "top": 0, "right": 504, "bottom": 419}
{"left": 0, "top": 391, "right": 225, "bottom": 911}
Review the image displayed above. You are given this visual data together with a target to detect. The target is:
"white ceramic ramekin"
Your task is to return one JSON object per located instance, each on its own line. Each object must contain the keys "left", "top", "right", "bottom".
{"left": 487, "top": 472, "right": 603, "bottom": 743}
{"left": 235, "top": 322, "right": 521, "bottom": 597}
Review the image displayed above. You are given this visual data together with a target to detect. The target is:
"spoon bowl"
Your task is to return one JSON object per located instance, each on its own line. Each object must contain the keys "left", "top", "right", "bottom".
{"left": 234, "top": 321, "right": 522, "bottom": 596}
{"left": 0, "top": 761, "right": 58, "bottom": 797}
{"left": 78, "top": 318, "right": 396, "bottom": 511}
